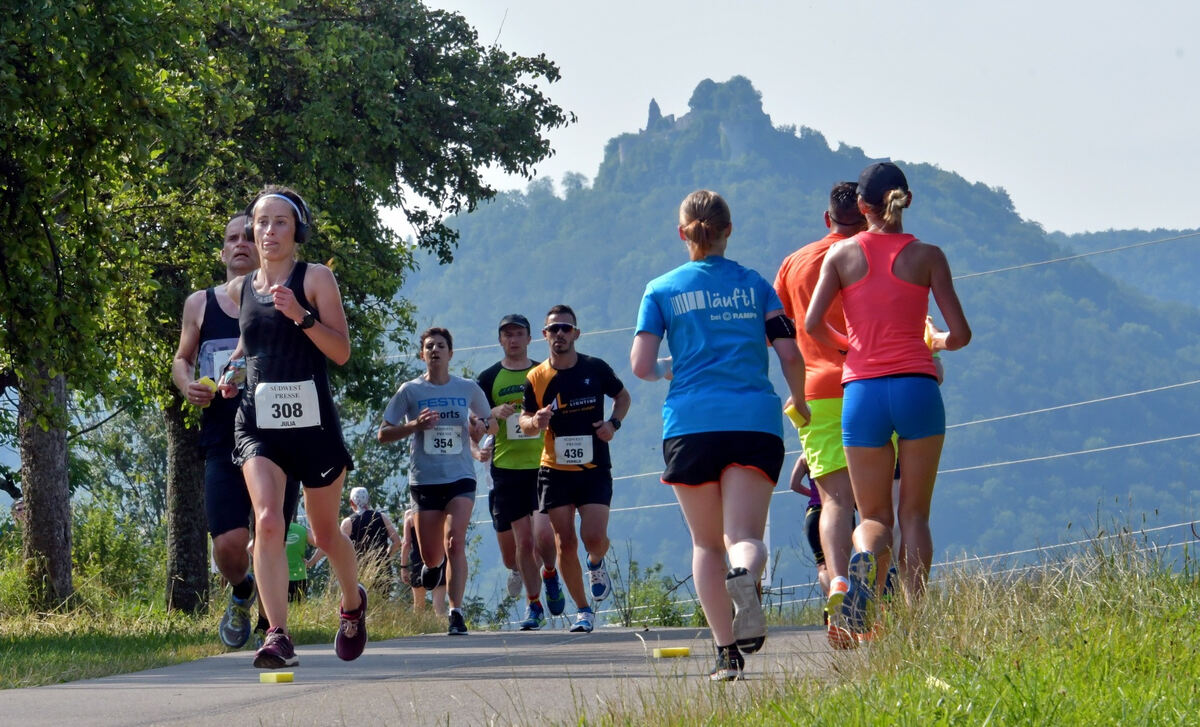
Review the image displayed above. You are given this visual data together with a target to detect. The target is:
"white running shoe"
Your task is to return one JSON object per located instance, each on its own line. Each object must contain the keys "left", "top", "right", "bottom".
{"left": 587, "top": 558, "right": 611, "bottom": 602}
{"left": 569, "top": 609, "right": 595, "bottom": 633}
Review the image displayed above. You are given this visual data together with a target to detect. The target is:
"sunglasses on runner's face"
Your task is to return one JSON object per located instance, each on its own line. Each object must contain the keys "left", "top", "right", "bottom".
{"left": 543, "top": 323, "right": 576, "bottom": 335}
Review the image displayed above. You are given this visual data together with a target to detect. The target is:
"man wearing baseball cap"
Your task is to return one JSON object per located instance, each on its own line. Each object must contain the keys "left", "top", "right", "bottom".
{"left": 476, "top": 314, "right": 564, "bottom": 629}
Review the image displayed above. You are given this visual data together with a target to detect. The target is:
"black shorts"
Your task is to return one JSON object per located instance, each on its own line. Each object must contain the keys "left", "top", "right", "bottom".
{"left": 661, "top": 431, "right": 784, "bottom": 487}
{"left": 804, "top": 504, "right": 824, "bottom": 566}
{"left": 538, "top": 467, "right": 613, "bottom": 511}
{"left": 410, "top": 478, "right": 476, "bottom": 512}
{"left": 232, "top": 427, "right": 354, "bottom": 489}
{"left": 489, "top": 467, "right": 539, "bottom": 532}
{"left": 205, "top": 452, "right": 301, "bottom": 537}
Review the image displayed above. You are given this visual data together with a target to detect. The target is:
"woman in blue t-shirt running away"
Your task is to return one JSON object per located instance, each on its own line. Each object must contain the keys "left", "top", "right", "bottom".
{"left": 631, "top": 190, "right": 810, "bottom": 681}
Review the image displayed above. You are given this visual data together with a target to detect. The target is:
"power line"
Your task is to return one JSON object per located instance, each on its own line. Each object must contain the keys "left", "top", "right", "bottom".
{"left": 952, "top": 230, "right": 1200, "bottom": 280}
{"left": 946, "top": 379, "right": 1200, "bottom": 429}
{"left": 937, "top": 432, "right": 1200, "bottom": 474}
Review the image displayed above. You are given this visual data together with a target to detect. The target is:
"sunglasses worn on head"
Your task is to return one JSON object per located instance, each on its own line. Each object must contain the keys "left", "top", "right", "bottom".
{"left": 543, "top": 323, "right": 576, "bottom": 334}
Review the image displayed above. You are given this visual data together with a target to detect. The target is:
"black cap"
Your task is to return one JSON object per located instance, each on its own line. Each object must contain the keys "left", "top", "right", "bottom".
{"left": 498, "top": 314, "right": 530, "bottom": 332}
{"left": 857, "top": 162, "right": 909, "bottom": 206}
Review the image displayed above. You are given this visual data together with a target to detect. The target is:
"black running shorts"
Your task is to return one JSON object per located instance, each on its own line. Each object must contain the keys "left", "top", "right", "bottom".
{"left": 537, "top": 466, "right": 613, "bottom": 512}
{"left": 410, "top": 478, "right": 476, "bottom": 512}
{"left": 661, "top": 431, "right": 784, "bottom": 487}
{"left": 489, "top": 467, "right": 539, "bottom": 532}
{"left": 232, "top": 427, "right": 353, "bottom": 489}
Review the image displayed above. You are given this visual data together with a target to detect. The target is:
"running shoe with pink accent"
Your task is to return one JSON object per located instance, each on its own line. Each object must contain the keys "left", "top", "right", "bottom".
{"left": 335, "top": 584, "right": 368, "bottom": 661}
{"left": 254, "top": 627, "right": 299, "bottom": 669}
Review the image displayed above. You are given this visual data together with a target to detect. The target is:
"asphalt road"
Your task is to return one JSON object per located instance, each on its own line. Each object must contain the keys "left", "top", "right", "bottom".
{"left": 0, "top": 624, "right": 833, "bottom": 726}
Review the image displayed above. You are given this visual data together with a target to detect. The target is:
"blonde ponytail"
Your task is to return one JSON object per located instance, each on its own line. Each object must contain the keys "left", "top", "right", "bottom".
{"left": 882, "top": 187, "right": 910, "bottom": 228}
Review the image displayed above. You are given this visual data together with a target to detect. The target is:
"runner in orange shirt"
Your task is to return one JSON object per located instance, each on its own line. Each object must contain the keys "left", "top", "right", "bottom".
{"left": 774, "top": 181, "right": 866, "bottom": 646}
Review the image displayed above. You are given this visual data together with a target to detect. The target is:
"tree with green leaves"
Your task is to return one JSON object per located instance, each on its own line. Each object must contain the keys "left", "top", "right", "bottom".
{"left": 1, "top": 0, "right": 256, "bottom": 609}
{"left": 1, "top": 0, "right": 571, "bottom": 612}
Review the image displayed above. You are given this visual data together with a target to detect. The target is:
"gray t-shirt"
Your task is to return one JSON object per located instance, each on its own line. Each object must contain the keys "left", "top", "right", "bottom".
{"left": 383, "top": 374, "right": 491, "bottom": 486}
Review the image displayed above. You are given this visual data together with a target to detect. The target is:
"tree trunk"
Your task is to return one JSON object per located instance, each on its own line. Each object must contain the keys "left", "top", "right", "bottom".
{"left": 18, "top": 369, "right": 73, "bottom": 609}
{"left": 163, "top": 395, "right": 208, "bottom": 613}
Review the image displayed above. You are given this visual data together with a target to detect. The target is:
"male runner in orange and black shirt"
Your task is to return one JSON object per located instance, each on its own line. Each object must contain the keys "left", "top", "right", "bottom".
{"left": 520, "top": 304, "right": 631, "bottom": 633}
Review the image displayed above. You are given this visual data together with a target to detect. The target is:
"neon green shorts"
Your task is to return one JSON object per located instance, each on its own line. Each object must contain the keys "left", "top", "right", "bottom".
{"left": 796, "top": 398, "right": 847, "bottom": 479}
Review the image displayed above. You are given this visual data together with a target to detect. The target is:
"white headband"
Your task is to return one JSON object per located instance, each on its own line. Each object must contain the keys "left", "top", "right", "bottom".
{"left": 255, "top": 193, "right": 306, "bottom": 225}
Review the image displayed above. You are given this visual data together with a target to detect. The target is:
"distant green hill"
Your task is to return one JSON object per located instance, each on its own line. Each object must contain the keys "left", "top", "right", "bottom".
{"left": 397, "top": 76, "right": 1200, "bottom": 596}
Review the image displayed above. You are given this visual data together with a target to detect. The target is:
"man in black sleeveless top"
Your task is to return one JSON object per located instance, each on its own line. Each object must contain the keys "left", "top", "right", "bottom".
{"left": 172, "top": 214, "right": 300, "bottom": 650}
{"left": 344, "top": 486, "right": 399, "bottom": 567}
{"left": 308, "top": 486, "right": 399, "bottom": 594}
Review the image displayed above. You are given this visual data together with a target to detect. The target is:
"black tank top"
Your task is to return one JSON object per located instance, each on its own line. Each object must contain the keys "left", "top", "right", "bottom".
{"left": 349, "top": 508, "right": 390, "bottom": 560}
{"left": 236, "top": 262, "right": 341, "bottom": 433}
{"left": 198, "top": 287, "right": 241, "bottom": 451}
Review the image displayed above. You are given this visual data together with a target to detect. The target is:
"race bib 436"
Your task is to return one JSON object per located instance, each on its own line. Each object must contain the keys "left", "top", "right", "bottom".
{"left": 554, "top": 435, "right": 593, "bottom": 465}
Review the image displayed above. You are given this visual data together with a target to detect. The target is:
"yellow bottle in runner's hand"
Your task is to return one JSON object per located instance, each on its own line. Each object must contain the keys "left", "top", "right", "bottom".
{"left": 197, "top": 376, "right": 218, "bottom": 408}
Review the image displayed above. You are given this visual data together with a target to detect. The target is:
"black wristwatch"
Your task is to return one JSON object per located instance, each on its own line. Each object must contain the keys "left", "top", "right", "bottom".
{"left": 608, "top": 417, "right": 622, "bottom": 431}
{"left": 296, "top": 311, "right": 316, "bottom": 330}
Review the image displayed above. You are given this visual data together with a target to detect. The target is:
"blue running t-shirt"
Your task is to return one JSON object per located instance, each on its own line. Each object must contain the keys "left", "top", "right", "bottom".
{"left": 636, "top": 255, "right": 784, "bottom": 439}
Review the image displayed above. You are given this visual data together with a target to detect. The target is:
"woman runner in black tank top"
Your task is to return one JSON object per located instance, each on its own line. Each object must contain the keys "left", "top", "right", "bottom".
{"left": 234, "top": 261, "right": 346, "bottom": 444}
{"left": 220, "top": 186, "right": 365, "bottom": 669}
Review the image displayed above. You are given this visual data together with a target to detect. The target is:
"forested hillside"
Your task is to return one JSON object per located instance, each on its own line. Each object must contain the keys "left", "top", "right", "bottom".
{"left": 396, "top": 77, "right": 1200, "bottom": 594}
{"left": 1051, "top": 229, "right": 1200, "bottom": 309}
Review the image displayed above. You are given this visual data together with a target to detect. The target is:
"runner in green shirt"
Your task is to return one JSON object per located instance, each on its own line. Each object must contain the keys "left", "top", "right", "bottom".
{"left": 285, "top": 516, "right": 312, "bottom": 601}
{"left": 476, "top": 314, "right": 564, "bottom": 629}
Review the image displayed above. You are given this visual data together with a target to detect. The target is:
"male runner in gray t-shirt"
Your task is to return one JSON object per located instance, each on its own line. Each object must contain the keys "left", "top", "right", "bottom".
{"left": 379, "top": 327, "right": 491, "bottom": 635}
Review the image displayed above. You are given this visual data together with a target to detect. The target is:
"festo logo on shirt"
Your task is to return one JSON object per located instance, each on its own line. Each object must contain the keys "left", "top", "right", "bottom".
{"left": 418, "top": 396, "right": 467, "bottom": 418}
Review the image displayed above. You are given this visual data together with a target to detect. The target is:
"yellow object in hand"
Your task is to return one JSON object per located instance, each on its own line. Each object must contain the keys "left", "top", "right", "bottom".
{"left": 784, "top": 404, "right": 806, "bottom": 430}
{"left": 196, "top": 377, "right": 218, "bottom": 408}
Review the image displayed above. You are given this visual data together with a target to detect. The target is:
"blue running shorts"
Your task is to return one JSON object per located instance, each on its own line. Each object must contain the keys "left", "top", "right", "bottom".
{"left": 842, "top": 375, "right": 945, "bottom": 447}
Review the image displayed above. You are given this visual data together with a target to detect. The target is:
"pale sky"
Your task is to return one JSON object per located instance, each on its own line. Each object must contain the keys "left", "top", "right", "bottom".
{"left": 425, "top": 0, "right": 1199, "bottom": 234}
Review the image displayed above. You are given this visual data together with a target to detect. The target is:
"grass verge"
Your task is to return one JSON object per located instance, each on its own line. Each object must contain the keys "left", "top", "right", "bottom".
{"left": 592, "top": 542, "right": 1200, "bottom": 725}
{"left": 0, "top": 584, "right": 445, "bottom": 689}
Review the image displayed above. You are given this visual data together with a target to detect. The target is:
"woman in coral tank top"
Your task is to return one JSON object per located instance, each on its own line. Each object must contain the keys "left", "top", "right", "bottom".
{"left": 805, "top": 162, "right": 971, "bottom": 626}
